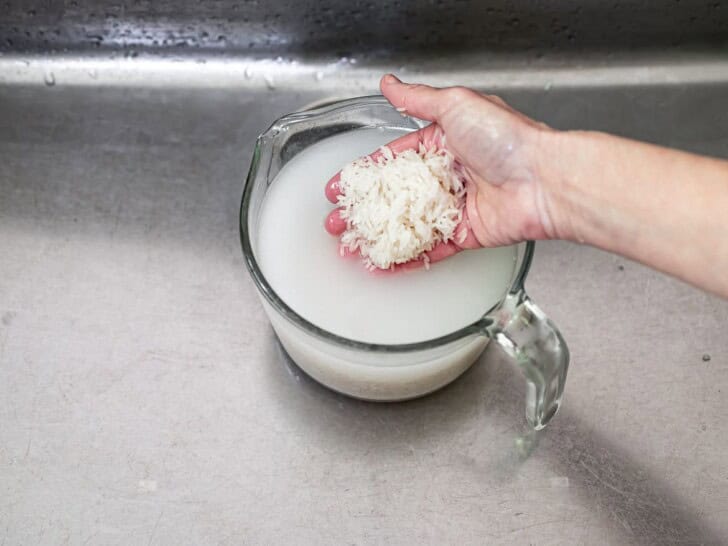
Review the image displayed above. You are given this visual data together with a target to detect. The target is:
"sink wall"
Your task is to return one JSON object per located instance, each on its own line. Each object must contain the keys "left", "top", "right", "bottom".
{"left": 2, "top": 0, "right": 728, "bottom": 57}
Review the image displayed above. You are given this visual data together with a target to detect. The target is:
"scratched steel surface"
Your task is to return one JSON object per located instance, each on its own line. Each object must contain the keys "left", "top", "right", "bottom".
{"left": 1, "top": 52, "right": 728, "bottom": 545}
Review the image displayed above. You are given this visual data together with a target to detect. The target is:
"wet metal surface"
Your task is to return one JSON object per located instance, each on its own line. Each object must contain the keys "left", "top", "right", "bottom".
{"left": 1, "top": 52, "right": 728, "bottom": 544}
{"left": 2, "top": 0, "right": 727, "bottom": 56}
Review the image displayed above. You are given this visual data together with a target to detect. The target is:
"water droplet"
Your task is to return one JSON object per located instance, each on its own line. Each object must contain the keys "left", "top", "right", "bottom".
{"left": 702, "top": 353, "right": 711, "bottom": 362}
{"left": 87, "top": 68, "right": 98, "bottom": 79}
{"left": 244, "top": 66, "right": 253, "bottom": 79}
{"left": 43, "top": 72, "right": 55, "bottom": 86}
{"left": 264, "top": 74, "right": 275, "bottom": 90}
{"left": 314, "top": 70, "right": 324, "bottom": 81}
{"left": 544, "top": 81, "right": 553, "bottom": 91}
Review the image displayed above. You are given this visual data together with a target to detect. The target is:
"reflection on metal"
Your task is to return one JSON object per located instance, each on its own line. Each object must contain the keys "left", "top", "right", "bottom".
{"left": 1, "top": 0, "right": 727, "bottom": 57}
{"left": 1, "top": 1, "right": 727, "bottom": 543}
{"left": 3, "top": 52, "right": 728, "bottom": 91}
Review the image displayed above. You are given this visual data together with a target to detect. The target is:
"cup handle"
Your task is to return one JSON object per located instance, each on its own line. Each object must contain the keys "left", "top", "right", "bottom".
{"left": 488, "top": 290, "right": 570, "bottom": 430}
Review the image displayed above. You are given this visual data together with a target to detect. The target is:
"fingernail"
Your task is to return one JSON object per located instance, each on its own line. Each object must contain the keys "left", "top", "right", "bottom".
{"left": 382, "top": 74, "right": 401, "bottom": 85}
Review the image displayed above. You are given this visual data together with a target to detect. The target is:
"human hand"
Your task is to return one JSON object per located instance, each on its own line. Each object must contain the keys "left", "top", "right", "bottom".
{"left": 323, "top": 75, "right": 728, "bottom": 295}
{"left": 325, "top": 74, "right": 562, "bottom": 266}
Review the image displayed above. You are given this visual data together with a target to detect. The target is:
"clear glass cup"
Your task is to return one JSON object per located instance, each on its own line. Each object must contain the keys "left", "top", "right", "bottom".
{"left": 240, "top": 96, "right": 569, "bottom": 430}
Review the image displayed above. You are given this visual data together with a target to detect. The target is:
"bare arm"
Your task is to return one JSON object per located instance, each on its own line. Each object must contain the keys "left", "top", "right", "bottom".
{"left": 326, "top": 75, "right": 728, "bottom": 297}
{"left": 547, "top": 130, "right": 728, "bottom": 297}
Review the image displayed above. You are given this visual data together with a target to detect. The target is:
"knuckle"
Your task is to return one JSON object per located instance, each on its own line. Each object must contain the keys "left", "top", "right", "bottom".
{"left": 443, "top": 87, "right": 483, "bottom": 114}
{"left": 446, "top": 86, "right": 475, "bottom": 103}
{"left": 485, "top": 94, "right": 509, "bottom": 108}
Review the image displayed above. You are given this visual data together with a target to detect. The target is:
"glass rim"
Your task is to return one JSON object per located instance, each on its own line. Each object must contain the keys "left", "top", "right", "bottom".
{"left": 239, "top": 95, "right": 534, "bottom": 354}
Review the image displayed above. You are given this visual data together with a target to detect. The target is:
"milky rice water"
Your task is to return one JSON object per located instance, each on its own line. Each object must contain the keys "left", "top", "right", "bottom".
{"left": 254, "top": 127, "right": 518, "bottom": 398}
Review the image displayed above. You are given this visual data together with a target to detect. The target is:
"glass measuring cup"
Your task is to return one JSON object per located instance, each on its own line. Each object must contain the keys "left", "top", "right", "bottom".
{"left": 240, "top": 96, "right": 569, "bottom": 430}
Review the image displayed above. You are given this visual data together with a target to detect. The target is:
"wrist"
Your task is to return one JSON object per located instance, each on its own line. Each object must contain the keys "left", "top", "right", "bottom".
{"left": 535, "top": 128, "right": 597, "bottom": 243}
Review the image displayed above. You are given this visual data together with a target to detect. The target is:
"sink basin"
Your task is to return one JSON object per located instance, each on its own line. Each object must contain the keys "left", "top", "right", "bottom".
{"left": 1, "top": 1, "right": 727, "bottom": 544}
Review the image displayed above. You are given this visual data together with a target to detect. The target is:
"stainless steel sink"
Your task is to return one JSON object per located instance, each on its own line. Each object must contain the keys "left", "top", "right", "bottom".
{"left": 1, "top": 2, "right": 728, "bottom": 544}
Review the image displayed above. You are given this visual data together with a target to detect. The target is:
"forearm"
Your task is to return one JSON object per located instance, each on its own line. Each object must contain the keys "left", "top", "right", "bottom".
{"left": 543, "top": 130, "right": 728, "bottom": 297}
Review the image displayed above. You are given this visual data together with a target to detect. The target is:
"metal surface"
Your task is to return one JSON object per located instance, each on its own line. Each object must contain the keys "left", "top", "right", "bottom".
{"left": 3, "top": 0, "right": 728, "bottom": 57}
{"left": 2, "top": 46, "right": 728, "bottom": 546}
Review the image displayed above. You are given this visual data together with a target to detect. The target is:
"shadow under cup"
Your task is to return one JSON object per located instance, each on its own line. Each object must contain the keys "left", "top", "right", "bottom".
{"left": 240, "top": 96, "right": 569, "bottom": 430}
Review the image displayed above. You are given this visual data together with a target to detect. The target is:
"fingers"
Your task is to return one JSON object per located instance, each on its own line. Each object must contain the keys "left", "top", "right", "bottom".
{"left": 380, "top": 74, "right": 446, "bottom": 122}
{"left": 379, "top": 130, "right": 423, "bottom": 155}
{"left": 378, "top": 208, "right": 481, "bottom": 266}
{"left": 386, "top": 124, "right": 445, "bottom": 153}
{"left": 382, "top": 74, "right": 529, "bottom": 129}
{"left": 325, "top": 173, "right": 341, "bottom": 203}
{"left": 424, "top": 241, "right": 460, "bottom": 263}
{"left": 453, "top": 207, "right": 482, "bottom": 250}
{"left": 324, "top": 207, "right": 346, "bottom": 235}
{"left": 417, "top": 210, "right": 482, "bottom": 264}
{"left": 335, "top": 244, "right": 423, "bottom": 276}
{"left": 334, "top": 233, "right": 476, "bottom": 271}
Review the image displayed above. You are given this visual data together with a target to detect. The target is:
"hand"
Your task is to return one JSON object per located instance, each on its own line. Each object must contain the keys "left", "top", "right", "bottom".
{"left": 322, "top": 75, "right": 728, "bottom": 296}
{"left": 324, "top": 74, "right": 561, "bottom": 266}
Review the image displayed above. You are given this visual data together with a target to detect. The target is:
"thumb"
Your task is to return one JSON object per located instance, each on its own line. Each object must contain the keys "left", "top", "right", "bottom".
{"left": 380, "top": 74, "right": 447, "bottom": 123}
